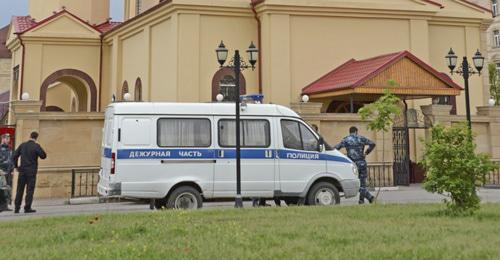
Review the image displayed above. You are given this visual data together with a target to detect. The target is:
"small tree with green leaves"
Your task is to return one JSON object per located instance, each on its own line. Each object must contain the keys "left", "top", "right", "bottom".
{"left": 488, "top": 63, "right": 500, "bottom": 105}
{"left": 358, "top": 80, "right": 402, "bottom": 197}
{"left": 421, "top": 123, "right": 498, "bottom": 215}
{"left": 358, "top": 81, "right": 402, "bottom": 132}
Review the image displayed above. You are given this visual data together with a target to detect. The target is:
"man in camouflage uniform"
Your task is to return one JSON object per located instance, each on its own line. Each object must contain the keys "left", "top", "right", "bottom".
{"left": 335, "top": 127, "right": 376, "bottom": 204}
{"left": 0, "top": 133, "right": 14, "bottom": 212}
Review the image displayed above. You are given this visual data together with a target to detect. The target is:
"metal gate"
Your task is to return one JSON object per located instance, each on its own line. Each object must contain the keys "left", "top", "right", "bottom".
{"left": 392, "top": 127, "right": 410, "bottom": 186}
{"left": 392, "top": 102, "right": 429, "bottom": 186}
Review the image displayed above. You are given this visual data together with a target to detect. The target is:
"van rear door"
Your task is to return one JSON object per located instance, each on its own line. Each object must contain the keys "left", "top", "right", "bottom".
{"left": 98, "top": 107, "right": 116, "bottom": 195}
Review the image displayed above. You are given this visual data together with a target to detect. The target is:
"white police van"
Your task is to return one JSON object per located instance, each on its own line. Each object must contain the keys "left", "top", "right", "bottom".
{"left": 98, "top": 100, "right": 360, "bottom": 209}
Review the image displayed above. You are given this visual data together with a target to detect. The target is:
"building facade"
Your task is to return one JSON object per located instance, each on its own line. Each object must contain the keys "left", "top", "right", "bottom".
{"left": 3, "top": 0, "right": 497, "bottom": 197}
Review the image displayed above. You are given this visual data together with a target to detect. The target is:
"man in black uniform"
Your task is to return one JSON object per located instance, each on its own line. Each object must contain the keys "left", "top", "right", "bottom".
{"left": 0, "top": 133, "right": 14, "bottom": 212}
{"left": 13, "top": 131, "right": 47, "bottom": 214}
{"left": 335, "top": 126, "right": 376, "bottom": 204}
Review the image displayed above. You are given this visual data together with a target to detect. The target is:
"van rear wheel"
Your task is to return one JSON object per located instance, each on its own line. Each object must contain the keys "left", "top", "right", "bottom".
{"left": 166, "top": 186, "right": 203, "bottom": 209}
{"left": 307, "top": 182, "right": 340, "bottom": 206}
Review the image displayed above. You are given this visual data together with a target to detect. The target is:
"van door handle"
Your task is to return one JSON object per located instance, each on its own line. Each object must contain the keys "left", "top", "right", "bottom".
{"left": 218, "top": 150, "right": 224, "bottom": 158}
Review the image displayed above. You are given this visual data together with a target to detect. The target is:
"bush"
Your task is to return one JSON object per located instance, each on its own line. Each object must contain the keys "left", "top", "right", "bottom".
{"left": 420, "top": 124, "right": 498, "bottom": 215}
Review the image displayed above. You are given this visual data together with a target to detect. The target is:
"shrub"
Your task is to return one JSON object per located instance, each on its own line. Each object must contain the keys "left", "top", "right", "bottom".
{"left": 420, "top": 123, "right": 498, "bottom": 215}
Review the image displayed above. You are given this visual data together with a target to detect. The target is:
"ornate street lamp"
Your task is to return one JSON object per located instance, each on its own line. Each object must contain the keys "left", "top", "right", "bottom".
{"left": 445, "top": 48, "right": 484, "bottom": 130}
{"left": 215, "top": 40, "right": 258, "bottom": 208}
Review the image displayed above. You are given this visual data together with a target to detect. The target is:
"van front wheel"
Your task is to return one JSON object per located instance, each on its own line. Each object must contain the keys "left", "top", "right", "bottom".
{"left": 307, "top": 182, "right": 340, "bottom": 206}
{"left": 167, "top": 186, "right": 203, "bottom": 209}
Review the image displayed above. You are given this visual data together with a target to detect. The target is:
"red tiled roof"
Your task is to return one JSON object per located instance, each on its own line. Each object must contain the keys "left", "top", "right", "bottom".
{"left": 95, "top": 21, "right": 122, "bottom": 33}
{"left": 422, "top": 0, "right": 444, "bottom": 8}
{"left": 302, "top": 51, "right": 462, "bottom": 95}
{"left": 11, "top": 10, "right": 120, "bottom": 36}
{"left": 11, "top": 16, "right": 37, "bottom": 34}
{"left": 0, "top": 25, "right": 11, "bottom": 58}
{"left": 103, "top": 0, "right": 173, "bottom": 35}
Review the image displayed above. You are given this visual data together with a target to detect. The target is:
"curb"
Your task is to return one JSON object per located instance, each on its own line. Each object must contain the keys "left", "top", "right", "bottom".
{"left": 68, "top": 197, "right": 100, "bottom": 205}
{"left": 68, "top": 196, "right": 123, "bottom": 205}
{"left": 373, "top": 186, "right": 400, "bottom": 192}
{"left": 369, "top": 186, "right": 400, "bottom": 192}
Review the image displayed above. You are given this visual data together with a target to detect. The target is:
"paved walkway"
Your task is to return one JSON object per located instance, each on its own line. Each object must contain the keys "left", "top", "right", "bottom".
{"left": 1, "top": 185, "right": 500, "bottom": 222}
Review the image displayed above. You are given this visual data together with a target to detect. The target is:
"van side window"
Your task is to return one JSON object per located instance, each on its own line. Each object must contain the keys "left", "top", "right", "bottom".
{"left": 219, "top": 119, "right": 270, "bottom": 148}
{"left": 281, "top": 120, "right": 318, "bottom": 151}
{"left": 157, "top": 118, "right": 211, "bottom": 147}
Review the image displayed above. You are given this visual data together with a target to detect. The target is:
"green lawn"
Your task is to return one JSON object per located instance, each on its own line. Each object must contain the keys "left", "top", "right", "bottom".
{"left": 2, "top": 204, "right": 500, "bottom": 259}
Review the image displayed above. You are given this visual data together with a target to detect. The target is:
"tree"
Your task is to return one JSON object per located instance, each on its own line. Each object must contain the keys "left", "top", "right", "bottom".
{"left": 420, "top": 123, "right": 498, "bottom": 215}
{"left": 358, "top": 80, "right": 402, "bottom": 197}
{"left": 358, "top": 82, "right": 401, "bottom": 132}
{"left": 488, "top": 63, "right": 500, "bottom": 105}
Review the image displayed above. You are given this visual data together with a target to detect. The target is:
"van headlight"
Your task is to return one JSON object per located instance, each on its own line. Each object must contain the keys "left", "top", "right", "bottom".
{"left": 352, "top": 164, "right": 359, "bottom": 177}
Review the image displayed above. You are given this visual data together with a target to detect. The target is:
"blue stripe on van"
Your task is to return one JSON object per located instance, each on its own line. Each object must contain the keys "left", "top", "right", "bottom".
{"left": 218, "top": 149, "right": 274, "bottom": 159}
{"left": 103, "top": 147, "right": 112, "bottom": 158}
{"left": 279, "top": 150, "right": 352, "bottom": 163}
{"left": 110, "top": 148, "right": 350, "bottom": 163}
{"left": 117, "top": 149, "right": 215, "bottom": 160}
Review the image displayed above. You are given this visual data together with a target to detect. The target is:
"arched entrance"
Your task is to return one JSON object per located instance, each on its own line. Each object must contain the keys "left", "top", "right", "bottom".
{"left": 211, "top": 68, "right": 246, "bottom": 102}
{"left": 40, "top": 69, "right": 97, "bottom": 112}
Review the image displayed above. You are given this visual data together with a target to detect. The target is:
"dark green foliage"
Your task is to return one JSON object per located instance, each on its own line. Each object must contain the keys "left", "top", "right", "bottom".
{"left": 488, "top": 63, "right": 500, "bottom": 105}
{"left": 421, "top": 123, "right": 498, "bottom": 215}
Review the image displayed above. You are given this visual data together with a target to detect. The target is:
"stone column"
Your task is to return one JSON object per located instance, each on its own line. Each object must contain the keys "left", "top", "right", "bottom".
{"left": 421, "top": 104, "right": 452, "bottom": 127}
{"left": 290, "top": 102, "right": 323, "bottom": 131}
{"left": 421, "top": 104, "right": 452, "bottom": 142}
{"left": 9, "top": 100, "right": 42, "bottom": 202}
{"left": 477, "top": 106, "right": 500, "bottom": 159}
{"left": 10, "top": 100, "right": 42, "bottom": 145}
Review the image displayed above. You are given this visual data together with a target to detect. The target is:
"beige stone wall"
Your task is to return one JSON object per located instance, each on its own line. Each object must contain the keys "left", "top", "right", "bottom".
{"left": 298, "top": 103, "right": 500, "bottom": 169}
{"left": 11, "top": 102, "right": 103, "bottom": 198}
{"left": 0, "top": 58, "right": 10, "bottom": 94}
{"left": 107, "top": 5, "right": 258, "bottom": 104}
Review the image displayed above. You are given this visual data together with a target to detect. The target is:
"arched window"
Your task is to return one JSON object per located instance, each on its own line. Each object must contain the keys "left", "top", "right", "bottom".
{"left": 122, "top": 81, "right": 129, "bottom": 100}
{"left": 211, "top": 68, "right": 246, "bottom": 102}
{"left": 135, "top": 78, "right": 142, "bottom": 101}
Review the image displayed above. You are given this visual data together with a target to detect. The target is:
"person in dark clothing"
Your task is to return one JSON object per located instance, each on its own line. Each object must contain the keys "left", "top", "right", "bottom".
{"left": 335, "top": 126, "right": 376, "bottom": 204}
{"left": 13, "top": 131, "right": 47, "bottom": 214}
{"left": 0, "top": 133, "right": 14, "bottom": 212}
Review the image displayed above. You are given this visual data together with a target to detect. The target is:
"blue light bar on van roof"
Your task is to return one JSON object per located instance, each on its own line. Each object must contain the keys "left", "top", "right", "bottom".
{"left": 240, "top": 94, "right": 264, "bottom": 104}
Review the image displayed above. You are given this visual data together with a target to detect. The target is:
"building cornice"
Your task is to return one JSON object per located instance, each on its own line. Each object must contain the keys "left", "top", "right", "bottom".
{"left": 103, "top": 3, "right": 254, "bottom": 41}
{"left": 14, "top": 36, "right": 101, "bottom": 45}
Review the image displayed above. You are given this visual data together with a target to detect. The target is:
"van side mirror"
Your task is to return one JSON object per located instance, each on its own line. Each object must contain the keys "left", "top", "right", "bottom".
{"left": 318, "top": 137, "right": 325, "bottom": 152}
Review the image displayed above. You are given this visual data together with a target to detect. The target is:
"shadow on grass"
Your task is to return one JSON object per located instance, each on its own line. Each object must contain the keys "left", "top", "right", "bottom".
{"left": 419, "top": 203, "right": 500, "bottom": 220}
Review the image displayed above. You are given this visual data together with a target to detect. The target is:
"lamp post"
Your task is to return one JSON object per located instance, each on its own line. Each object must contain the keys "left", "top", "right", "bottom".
{"left": 445, "top": 48, "right": 485, "bottom": 130}
{"left": 216, "top": 41, "right": 258, "bottom": 208}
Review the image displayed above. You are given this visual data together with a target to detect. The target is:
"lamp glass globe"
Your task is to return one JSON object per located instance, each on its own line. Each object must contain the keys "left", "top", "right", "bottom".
{"left": 489, "top": 98, "right": 496, "bottom": 107}
{"left": 21, "top": 92, "right": 30, "bottom": 101}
